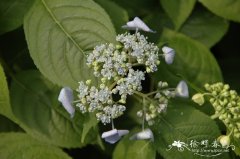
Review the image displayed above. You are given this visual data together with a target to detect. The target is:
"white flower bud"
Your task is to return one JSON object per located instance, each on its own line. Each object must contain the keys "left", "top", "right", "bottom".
{"left": 218, "top": 135, "right": 230, "bottom": 147}
{"left": 192, "top": 93, "right": 205, "bottom": 106}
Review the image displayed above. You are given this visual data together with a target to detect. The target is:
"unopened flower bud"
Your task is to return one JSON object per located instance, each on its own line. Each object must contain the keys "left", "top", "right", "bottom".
{"left": 116, "top": 44, "right": 122, "bottom": 50}
{"left": 101, "top": 78, "right": 107, "bottom": 83}
{"left": 192, "top": 93, "right": 205, "bottom": 106}
{"left": 137, "top": 110, "right": 143, "bottom": 117}
{"left": 86, "top": 80, "right": 91, "bottom": 85}
{"left": 146, "top": 67, "right": 151, "bottom": 73}
{"left": 119, "top": 99, "right": 126, "bottom": 104}
{"left": 100, "top": 84, "right": 105, "bottom": 89}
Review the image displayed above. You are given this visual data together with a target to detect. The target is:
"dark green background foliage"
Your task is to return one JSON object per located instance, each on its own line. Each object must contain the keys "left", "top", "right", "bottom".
{"left": 0, "top": 0, "right": 240, "bottom": 158}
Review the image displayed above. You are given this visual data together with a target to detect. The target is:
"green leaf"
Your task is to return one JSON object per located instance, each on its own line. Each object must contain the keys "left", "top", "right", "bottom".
{"left": 143, "top": 12, "right": 174, "bottom": 43}
{"left": 232, "top": 137, "right": 240, "bottom": 156}
{"left": 113, "top": 129, "right": 156, "bottom": 159}
{"left": 160, "top": 0, "right": 196, "bottom": 30}
{"left": 180, "top": 7, "right": 229, "bottom": 48}
{"left": 0, "top": 0, "right": 34, "bottom": 35}
{"left": 152, "top": 101, "right": 230, "bottom": 159}
{"left": 199, "top": 0, "right": 240, "bottom": 23}
{"left": 24, "top": 0, "right": 116, "bottom": 88}
{"left": 0, "top": 63, "right": 18, "bottom": 123}
{"left": 0, "top": 115, "right": 21, "bottom": 132}
{"left": 155, "top": 29, "right": 222, "bottom": 89}
{"left": 0, "top": 132, "right": 71, "bottom": 159}
{"left": 94, "top": 0, "right": 129, "bottom": 33}
{"left": 10, "top": 70, "right": 99, "bottom": 148}
{"left": 111, "top": 0, "right": 158, "bottom": 18}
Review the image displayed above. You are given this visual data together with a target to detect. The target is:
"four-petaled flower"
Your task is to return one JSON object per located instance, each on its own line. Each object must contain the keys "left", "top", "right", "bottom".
{"left": 130, "top": 128, "right": 154, "bottom": 141}
{"left": 162, "top": 46, "right": 175, "bottom": 64}
{"left": 58, "top": 87, "right": 75, "bottom": 118}
{"left": 122, "top": 17, "right": 156, "bottom": 33}
{"left": 175, "top": 80, "right": 189, "bottom": 98}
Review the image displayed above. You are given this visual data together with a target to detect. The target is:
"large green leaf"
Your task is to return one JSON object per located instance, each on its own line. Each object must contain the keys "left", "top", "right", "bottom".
{"left": 0, "top": 115, "right": 21, "bottom": 132}
{"left": 111, "top": 0, "right": 158, "bottom": 18}
{"left": 0, "top": 0, "right": 34, "bottom": 35}
{"left": 232, "top": 137, "right": 240, "bottom": 156}
{"left": 143, "top": 12, "right": 174, "bottom": 43}
{"left": 0, "top": 132, "right": 71, "bottom": 159}
{"left": 155, "top": 29, "right": 222, "bottom": 90}
{"left": 113, "top": 129, "right": 156, "bottom": 159}
{"left": 160, "top": 0, "right": 196, "bottom": 30}
{"left": 94, "top": 0, "right": 128, "bottom": 33}
{"left": 10, "top": 70, "right": 99, "bottom": 148}
{"left": 152, "top": 101, "right": 230, "bottom": 159}
{"left": 180, "top": 8, "right": 229, "bottom": 48}
{"left": 0, "top": 63, "right": 18, "bottom": 123}
{"left": 24, "top": 0, "right": 116, "bottom": 88}
{"left": 199, "top": 0, "right": 240, "bottom": 23}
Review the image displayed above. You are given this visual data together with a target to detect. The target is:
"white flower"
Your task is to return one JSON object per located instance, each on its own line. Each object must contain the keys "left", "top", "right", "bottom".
{"left": 162, "top": 46, "right": 175, "bottom": 64}
{"left": 175, "top": 81, "right": 189, "bottom": 98}
{"left": 129, "top": 128, "right": 154, "bottom": 141}
{"left": 101, "top": 129, "right": 129, "bottom": 144}
{"left": 122, "top": 17, "right": 156, "bottom": 33}
{"left": 218, "top": 135, "right": 231, "bottom": 148}
{"left": 58, "top": 87, "right": 75, "bottom": 118}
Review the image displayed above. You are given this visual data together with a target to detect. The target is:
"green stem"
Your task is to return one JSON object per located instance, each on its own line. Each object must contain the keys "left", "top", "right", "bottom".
{"left": 111, "top": 117, "right": 115, "bottom": 130}
{"left": 202, "top": 93, "right": 213, "bottom": 96}
{"left": 211, "top": 113, "right": 220, "bottom": 119}
{"left": 228, "top": 128, "right": 234, "bottom": 136}
{"left": 109, "top": 81, "right": 117, "bottom": 90}
{"left": 142, "top": 97, "right": 146, "bottom": 131}
{"left": 146, "top": 91, "right": 158, "bottom": 96}
{"left": 133, "top": 91, "right": 152, "bottom": 101}
{"left": 132, "top": 63, "right": 144, "bottom": 67}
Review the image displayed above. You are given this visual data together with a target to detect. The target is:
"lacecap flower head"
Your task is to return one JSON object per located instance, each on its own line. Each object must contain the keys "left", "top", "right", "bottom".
{"left": 57, "top": 17, "right": 189, "bottom": 144}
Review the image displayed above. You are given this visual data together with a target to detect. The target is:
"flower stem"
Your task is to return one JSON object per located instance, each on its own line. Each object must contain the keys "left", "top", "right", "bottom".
{"left": 111, "top": 117, "right": 115, "bottom": 129}
{"left": 142, "top": 97, "right": 146, "bottom": 131}
{"left": 146, "top": 91, "right": 158, "bottom": 96}
{"left": 109, "top": 81, "right": 117, "bottom": 90}
{"left": 133, "top": 91, "right": 152, "bottom": 102}
{"left": 211, "top": 113, "right": 220, "bottom": 119}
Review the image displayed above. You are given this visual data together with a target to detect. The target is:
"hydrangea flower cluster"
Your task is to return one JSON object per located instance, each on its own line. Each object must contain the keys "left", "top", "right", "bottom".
{"left": 78, "top": 32, "right": 161, "bottom": 125}
{"left": 192, "top": 82, "right": 240, "bottom": 139}
{"left": 58, "top": 17, "right": 189, "bottom": 144}
{"left": 78, "top": 31, "right": 188, "bottom": 126}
